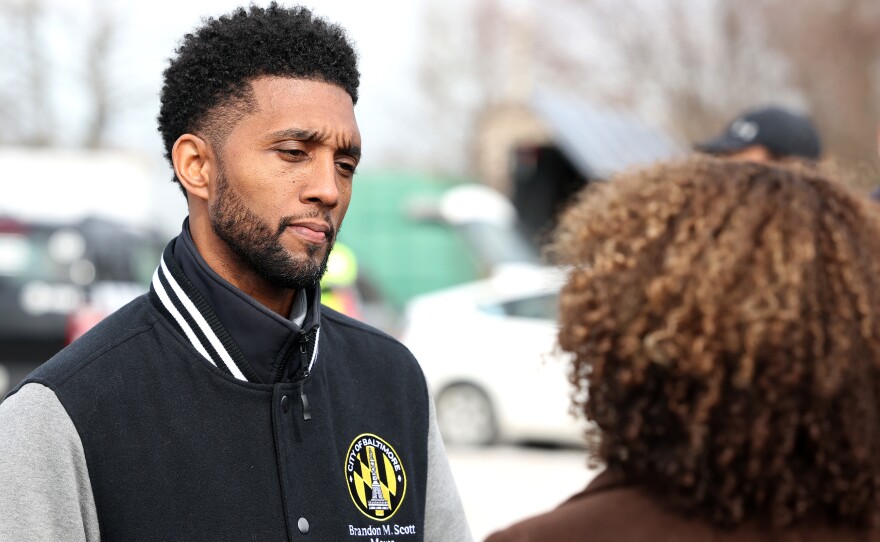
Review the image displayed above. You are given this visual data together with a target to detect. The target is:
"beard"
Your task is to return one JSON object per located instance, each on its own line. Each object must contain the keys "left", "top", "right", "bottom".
{"left": 208, "top": 170, "right": 336, "bottom": 290}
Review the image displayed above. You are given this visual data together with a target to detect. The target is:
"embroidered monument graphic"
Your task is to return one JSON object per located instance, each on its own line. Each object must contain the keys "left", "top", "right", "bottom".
{"left": 345, "top": 433, "right": 407, "bottom": 521}
{"left": 366, "top": 446, "right": 391, "bottom": 511}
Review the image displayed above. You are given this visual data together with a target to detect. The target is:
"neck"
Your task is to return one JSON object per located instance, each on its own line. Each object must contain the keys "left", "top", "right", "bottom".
{"left": 188, "top": 215, "right": 296, "bottom": 317}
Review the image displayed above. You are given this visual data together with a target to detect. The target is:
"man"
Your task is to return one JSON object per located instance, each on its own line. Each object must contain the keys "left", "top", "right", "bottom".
{"left": 695, "top": 105, "right": 822, "bottom": 163}
{"left": 0, "top": 5, "right": 472, "bottom": 541}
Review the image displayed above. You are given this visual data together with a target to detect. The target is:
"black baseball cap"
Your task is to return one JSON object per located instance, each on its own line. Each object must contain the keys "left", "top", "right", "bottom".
{"left": 695, "top": 106, "right": 822, "bottom": 159}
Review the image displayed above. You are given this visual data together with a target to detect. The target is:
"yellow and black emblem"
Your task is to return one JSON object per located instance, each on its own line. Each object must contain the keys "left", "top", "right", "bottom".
{"left": 345, "top": 433, "right": 407, "bottom": 521}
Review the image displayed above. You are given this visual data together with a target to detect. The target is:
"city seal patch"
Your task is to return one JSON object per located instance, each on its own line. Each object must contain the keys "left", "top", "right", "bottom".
{"left": 345, "top": 433, "right": 407, "bottom": 521}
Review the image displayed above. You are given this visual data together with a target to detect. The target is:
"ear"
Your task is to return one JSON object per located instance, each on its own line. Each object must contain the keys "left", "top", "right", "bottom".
{"left": 172, "top": 134, "right": 216, "bottom": 202}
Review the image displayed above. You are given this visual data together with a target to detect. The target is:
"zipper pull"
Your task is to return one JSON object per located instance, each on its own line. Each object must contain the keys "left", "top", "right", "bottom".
{"left": 301, "top": 391, "right": 312, "bottom": 421}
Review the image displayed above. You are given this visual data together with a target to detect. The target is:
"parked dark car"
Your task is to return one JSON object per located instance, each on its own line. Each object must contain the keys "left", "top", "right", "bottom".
{"left": 0, "top": 216, "right": 164, "bottom": 399}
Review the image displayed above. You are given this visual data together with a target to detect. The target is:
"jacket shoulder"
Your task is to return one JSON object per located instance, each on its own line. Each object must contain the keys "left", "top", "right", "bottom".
{"left": 11, "top": 294, "right": 159, "bottom": 395}
{"left": 321, "top": 305, "right": 411, "bottom": 353}
{"left": 319, "top": 306, "right": 426, "bottom": 389}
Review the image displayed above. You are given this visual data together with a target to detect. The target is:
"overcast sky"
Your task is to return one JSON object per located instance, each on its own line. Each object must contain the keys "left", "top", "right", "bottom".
{"left": 1, "top": 0, "right": 441, "bottom": 229}
{"left": 26, "top": 0, "right": 430, "bottom": 170}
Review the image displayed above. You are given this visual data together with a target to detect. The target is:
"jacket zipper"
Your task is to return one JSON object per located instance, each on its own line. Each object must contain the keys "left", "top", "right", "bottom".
{"left": 271, "top": 345, "right": 294, "bottom": 384}
{"left": 295, "top": 330, "right": 314, "bottom": 420}
{"left": 272, "top": 328, "right": 315, "bottom": 385}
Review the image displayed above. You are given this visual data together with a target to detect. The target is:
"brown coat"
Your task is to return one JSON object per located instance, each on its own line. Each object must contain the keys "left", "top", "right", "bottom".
{"left": 485, "top": 470, "right": 880, "bottom": 542}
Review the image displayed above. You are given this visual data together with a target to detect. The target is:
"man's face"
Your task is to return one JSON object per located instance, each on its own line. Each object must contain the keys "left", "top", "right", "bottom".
{"left": 207, "top": 77, "right": 360, "bottom": 290}
{"left": 723, "top": 145, "right": 773, "bottom": 163}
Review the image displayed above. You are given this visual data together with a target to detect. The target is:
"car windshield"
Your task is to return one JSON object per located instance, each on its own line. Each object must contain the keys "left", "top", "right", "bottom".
{"left": 0, "top": 229, "right": 77, "bottom": 284}
{"left": 479, "top": 292, "right": 559, "bottom": 320}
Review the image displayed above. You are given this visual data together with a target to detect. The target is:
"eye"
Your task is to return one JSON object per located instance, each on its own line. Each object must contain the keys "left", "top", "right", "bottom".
{"left": 336, "top": 160, "right": 357, "bottom": 176}
{"left": 277, "top": 149, "right": 308, "bottom": 160}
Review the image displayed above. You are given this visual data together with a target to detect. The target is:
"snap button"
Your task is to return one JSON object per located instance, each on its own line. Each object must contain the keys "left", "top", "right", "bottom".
{"left": 297, "top": 517, "right": 309, "bottom": 534}
{"left": 281, "top": 395, "right": 290, "bottom": 413}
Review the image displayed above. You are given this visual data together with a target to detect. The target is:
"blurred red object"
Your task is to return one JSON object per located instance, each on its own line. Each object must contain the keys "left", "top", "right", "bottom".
{"left": 65, "top": 306, "right": 108, "bottom": 345}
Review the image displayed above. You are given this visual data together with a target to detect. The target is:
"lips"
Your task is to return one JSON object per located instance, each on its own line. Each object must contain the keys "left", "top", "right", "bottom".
{"left": 287, "top": 221, "right": 331, "bottom": 244}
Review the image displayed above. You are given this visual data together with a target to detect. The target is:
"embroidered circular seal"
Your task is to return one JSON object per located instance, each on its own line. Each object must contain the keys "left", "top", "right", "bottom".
{"left": 345, "top": 433, "right": 407, "bottom": 521}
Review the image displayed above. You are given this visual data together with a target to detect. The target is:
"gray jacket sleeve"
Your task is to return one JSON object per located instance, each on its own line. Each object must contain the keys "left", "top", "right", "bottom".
{"left": 423, "top": 395, "right": 474, "bottom": 542}
{"left": 0, "top": 383, "right": 100, "bottom": 542}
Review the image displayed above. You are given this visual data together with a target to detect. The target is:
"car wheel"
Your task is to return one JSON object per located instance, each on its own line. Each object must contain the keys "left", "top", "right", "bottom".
{"left": 435, "top": 383, "right": 498, "bottom": 446}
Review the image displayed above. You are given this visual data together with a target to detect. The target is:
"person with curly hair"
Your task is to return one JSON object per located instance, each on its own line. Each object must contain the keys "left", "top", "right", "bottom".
{"left": 0, "top": 4, "right": 471, "bottom": 541}
{"left": 487, "top": 157, "right": 880, "bottom": 541}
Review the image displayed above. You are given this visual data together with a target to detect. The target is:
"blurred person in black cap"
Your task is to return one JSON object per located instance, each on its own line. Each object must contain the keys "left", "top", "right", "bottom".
{"left": 695, "top": 105, "right": 822, "bottom": 163}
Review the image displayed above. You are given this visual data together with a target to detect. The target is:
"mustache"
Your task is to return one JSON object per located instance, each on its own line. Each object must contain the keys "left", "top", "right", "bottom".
{"left": 275, "top": 212, "right": 337, "bottom": 239}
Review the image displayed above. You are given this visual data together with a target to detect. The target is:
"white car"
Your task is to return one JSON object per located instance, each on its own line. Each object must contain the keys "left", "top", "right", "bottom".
{"left": 401, "top": 265, "right": 586, "bottom": 447}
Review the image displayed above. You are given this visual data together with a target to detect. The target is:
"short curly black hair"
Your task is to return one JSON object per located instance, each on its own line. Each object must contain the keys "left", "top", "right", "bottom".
{"left": 157, "top": 3, "right": 359, "bottom": 193}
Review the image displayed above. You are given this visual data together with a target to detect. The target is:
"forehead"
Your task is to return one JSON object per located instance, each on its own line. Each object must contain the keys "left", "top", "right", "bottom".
{"left": 235, "top": 76, "right": 359, "bottom": 142}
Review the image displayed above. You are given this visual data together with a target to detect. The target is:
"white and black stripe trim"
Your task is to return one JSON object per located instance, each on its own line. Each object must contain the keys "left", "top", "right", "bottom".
{"left": 151, "top": 265, "right": 216, "bottom": 366}
{"left": 307, "top": 327, "right": 320, "bottom": 375}
{"left": 153, "top": 263, "right": 241, "bottom": 379}
{"left": 152, "top": 261, "right": 249, "bottom": 381}
{"left": 149, "top": 243, "right": 263, "bottom": 382}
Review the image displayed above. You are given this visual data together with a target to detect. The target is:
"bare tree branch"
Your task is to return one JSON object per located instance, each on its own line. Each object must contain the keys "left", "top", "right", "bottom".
{"left": 83, "top": 7, "right": 114, "bottom": 148}
{"left": 21, "top": 0, "right": 54, "bottom": 146}
{"left": 0, "top": 0, "right": 142, "bottom": 149}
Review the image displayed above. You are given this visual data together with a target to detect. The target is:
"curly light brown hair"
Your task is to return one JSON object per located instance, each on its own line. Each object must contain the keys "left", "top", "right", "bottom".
{"left": 552, "top": 156, "right": 880, "bottom": 527}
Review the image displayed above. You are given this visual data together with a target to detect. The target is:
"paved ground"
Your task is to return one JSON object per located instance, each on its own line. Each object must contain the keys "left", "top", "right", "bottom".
{"left": 446, "top": 444, "right": 599, "bottom": 540}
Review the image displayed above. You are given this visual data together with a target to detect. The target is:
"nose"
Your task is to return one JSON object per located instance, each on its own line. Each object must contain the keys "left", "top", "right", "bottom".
{"left": 300, "top": 155, "right": 339, "bottom": 208}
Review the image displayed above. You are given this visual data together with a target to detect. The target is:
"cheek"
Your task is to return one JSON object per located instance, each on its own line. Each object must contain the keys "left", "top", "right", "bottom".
{"left": 228, "top": 166, "right": 294, "bottom": 212}
{"left": 335, "top": 185, "right": 353, "bottom": 218}
{"left": 225, "top": 186, "right": 287, "bottom": 231}
{"left": 339, "top": 182, "right": 352, "bottom": 202}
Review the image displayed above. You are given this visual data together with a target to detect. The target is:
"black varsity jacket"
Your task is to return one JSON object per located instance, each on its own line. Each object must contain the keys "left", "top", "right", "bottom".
{"left": 0, "top": 237, "right": 472, "bottom": 542}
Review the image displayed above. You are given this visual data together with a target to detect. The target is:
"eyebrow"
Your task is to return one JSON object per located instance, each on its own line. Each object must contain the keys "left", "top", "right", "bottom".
{"left": 268, "top": 128, "right": 361, "bottom": 160}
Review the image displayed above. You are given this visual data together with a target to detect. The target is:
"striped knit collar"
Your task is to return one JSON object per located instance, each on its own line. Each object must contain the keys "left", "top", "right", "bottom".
{"left": 149, "top": 239, "right": 321, "bottom": 384}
